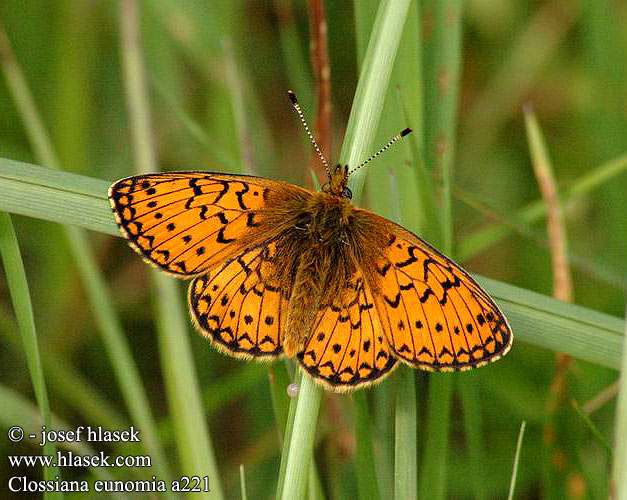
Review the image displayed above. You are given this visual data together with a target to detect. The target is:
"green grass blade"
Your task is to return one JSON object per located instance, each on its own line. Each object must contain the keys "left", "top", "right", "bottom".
{"left": 281, "top": 1, "right": 413, "bottom": 497}
{"left": 571, "top": 400, "right": 612, "bottom": 457}
{"left": 482, "top": 276, "right": 624, "bottom": 370}
{"left": 0, "top": 156, "right": 116, "bottom": 236}
{"left": 341, "top": 0, "right": 412, "bottom": 198}
{"left": 458, "top": 151, "right": 627, "bottom": 261}
{"left": 353, "top": 392, "right": 381, "bottom": 500}
{"left": 280, "top": 375, "right": 323, "bottom": 500}
{"left": 0, "top": 212, "right": 60, "bottom": 499}
{"left": 507, "top": 421, "right": 527, "bottom": 500}
{"left": 419, "top": 374, "right": 453, "bottom": 500}
{"left": 394, "top": 366, "right": 417, "bottom": 500}
{"left": 457, "top": 375, "right": 488, "bottom": 500}
{"left": 240, "top": 464, "right": 248, "bottom": 500}
{"left": 276, "top": 370, "right": 302, "bottom": 499}
{"left": 611, "top": 304, "right": 627, "bottom": 498}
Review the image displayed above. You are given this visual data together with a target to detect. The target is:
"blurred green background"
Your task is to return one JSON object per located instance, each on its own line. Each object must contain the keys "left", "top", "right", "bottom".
{"left": 1, "top": 0, "right": 626, "bottom": 498}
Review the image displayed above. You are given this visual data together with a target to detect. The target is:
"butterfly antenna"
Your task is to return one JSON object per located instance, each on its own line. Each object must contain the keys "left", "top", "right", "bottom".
{"left": 348, "top": 127, "right": 412, "bottom": 175}
{"left": 287, "top": 90, "right": 331, "bottom": 177}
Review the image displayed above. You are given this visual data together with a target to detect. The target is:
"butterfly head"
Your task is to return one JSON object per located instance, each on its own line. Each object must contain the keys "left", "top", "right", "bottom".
{"left": 322, "top": 164, "right": 352, "bottom": 199}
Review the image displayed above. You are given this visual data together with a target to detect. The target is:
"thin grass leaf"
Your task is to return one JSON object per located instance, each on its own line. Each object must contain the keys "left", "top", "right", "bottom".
{"left": 394, "top": 366, "right": 417, "bottom": 500}
{"left": 457, "top": 375, "right": 488, "bottom": 500}
{"left": 611, "top": 303, "right": 627, "bottom": 498}
{"left": 353, "top": 392, "right": 382, "bottom": 500}
{"left": 0, "top": 213, "right": 60, "bottom": 499}
{"left": 524, "top": 105, "right": 573, "bottom": 301}
{"left": 0, "top": 158, "right": 116, "bottom": 235}
{"left": 280, "top": 375, "right": 323, "bottom": 499}
{"left": 482, "top": 275, "right": 624, "bottom": 370}
{"left": 525, "top": 103, "right": 576, "bottom": 498}
{"left": 507, "top": 421, "right": 527, "bottom": 500}
{"left": 276, "top": 370, "right": 302, "bottom": 499}
{"left": 458, "top": 151, "right": 627, "bottom": 261}
{"left": 571, "top": 400, "right": 612, "bottom": 457}
{"left": 239, "top": 464, "right": 248, "bottom": 500}
{"left": 419, "top": 374, "right": 453, "bottom": 500}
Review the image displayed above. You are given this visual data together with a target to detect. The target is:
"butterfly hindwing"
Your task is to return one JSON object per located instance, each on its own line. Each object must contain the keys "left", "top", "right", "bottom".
{"left": 109, "top": 172, "right": 284, "bottom": 277}
{"left": 298, "top": 271, "right": 397, "bottom": 391}
{"left": 188, "top": 241, "right": 287, "bottom": 359}
{"left": 366, "top": 217, "right": 512, "bottom": 372}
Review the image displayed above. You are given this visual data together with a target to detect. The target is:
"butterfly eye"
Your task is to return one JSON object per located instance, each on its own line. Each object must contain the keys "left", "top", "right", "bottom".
{"left": 342, "top": 187, "right": 353, "bottom": 199}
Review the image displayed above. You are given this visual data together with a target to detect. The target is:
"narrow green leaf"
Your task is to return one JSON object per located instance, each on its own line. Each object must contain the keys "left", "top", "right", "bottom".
{"left": 457, "top": 376, "right": 488, "bottom": 500}
{"left": 611, "top": 304, "right": 627, "bottom": 497}
{"left": 353, "top": 392, "right": 381, "bottom": 500}
{"left": 276, "top": 370, "right": 302, "bottom": 500}
{"left": 280, "top": 376, "right": 323, "bottom": 500}
{"left": 458, "top": 152, "right": 627, "bottom": 261}
{"left": 394, "top": 366, "right": 417, "bottom": 500}
{"left": 0, "top": 213, "right": 60, "bottom": 498}
{"left": 240, "top": 464, "right": 248, "bottom": 500}
{"left": 507, "top": 421, "right": 527, "bottom": 500}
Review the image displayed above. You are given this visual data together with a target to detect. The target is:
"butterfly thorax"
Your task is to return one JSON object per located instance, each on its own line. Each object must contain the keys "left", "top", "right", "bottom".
{"left": 280, "top": 189, "right": 391, "bottom": 357}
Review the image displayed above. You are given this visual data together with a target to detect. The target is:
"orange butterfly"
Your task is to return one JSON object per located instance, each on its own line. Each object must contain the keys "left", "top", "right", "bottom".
{"left": 109, "top": 92, "right": 512, "bottom": 392}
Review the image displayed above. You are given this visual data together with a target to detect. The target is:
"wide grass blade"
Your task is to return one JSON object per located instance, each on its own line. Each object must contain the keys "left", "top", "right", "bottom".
{"left": 341, "top": 0, "right": 412, "bottom": 199}
{"left": 0, "top": 213, "right": 60, "bottom": 498}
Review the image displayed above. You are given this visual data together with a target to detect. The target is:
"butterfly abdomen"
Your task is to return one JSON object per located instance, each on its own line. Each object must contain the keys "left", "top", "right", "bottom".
{"left": 283, "top": 244, "right": 328, "bottom": 357}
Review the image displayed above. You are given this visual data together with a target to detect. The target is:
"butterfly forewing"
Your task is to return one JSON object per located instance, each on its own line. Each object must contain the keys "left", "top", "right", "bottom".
{"left": 364, "top": 217, "right": 512, "bottom": 372}
{"left": 108, "top": 172, "right": 275, "bottom": 277}
{"left": 297, "top": 270, "right": 397, "bottom": 391}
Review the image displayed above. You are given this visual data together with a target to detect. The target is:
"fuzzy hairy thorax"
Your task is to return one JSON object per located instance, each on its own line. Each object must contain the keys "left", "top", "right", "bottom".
{"left": 234, "top": 174, "right": 389, "bottom": 357}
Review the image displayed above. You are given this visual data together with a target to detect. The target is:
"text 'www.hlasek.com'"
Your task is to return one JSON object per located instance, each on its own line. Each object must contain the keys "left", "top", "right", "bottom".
{"left": 6, "top": 425, "right": 210, "bottom": 494}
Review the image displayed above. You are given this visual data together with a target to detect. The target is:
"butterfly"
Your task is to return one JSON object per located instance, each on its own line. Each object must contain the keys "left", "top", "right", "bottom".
{"left": 108, "top": 92, "right": 512, "bottom": 392}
